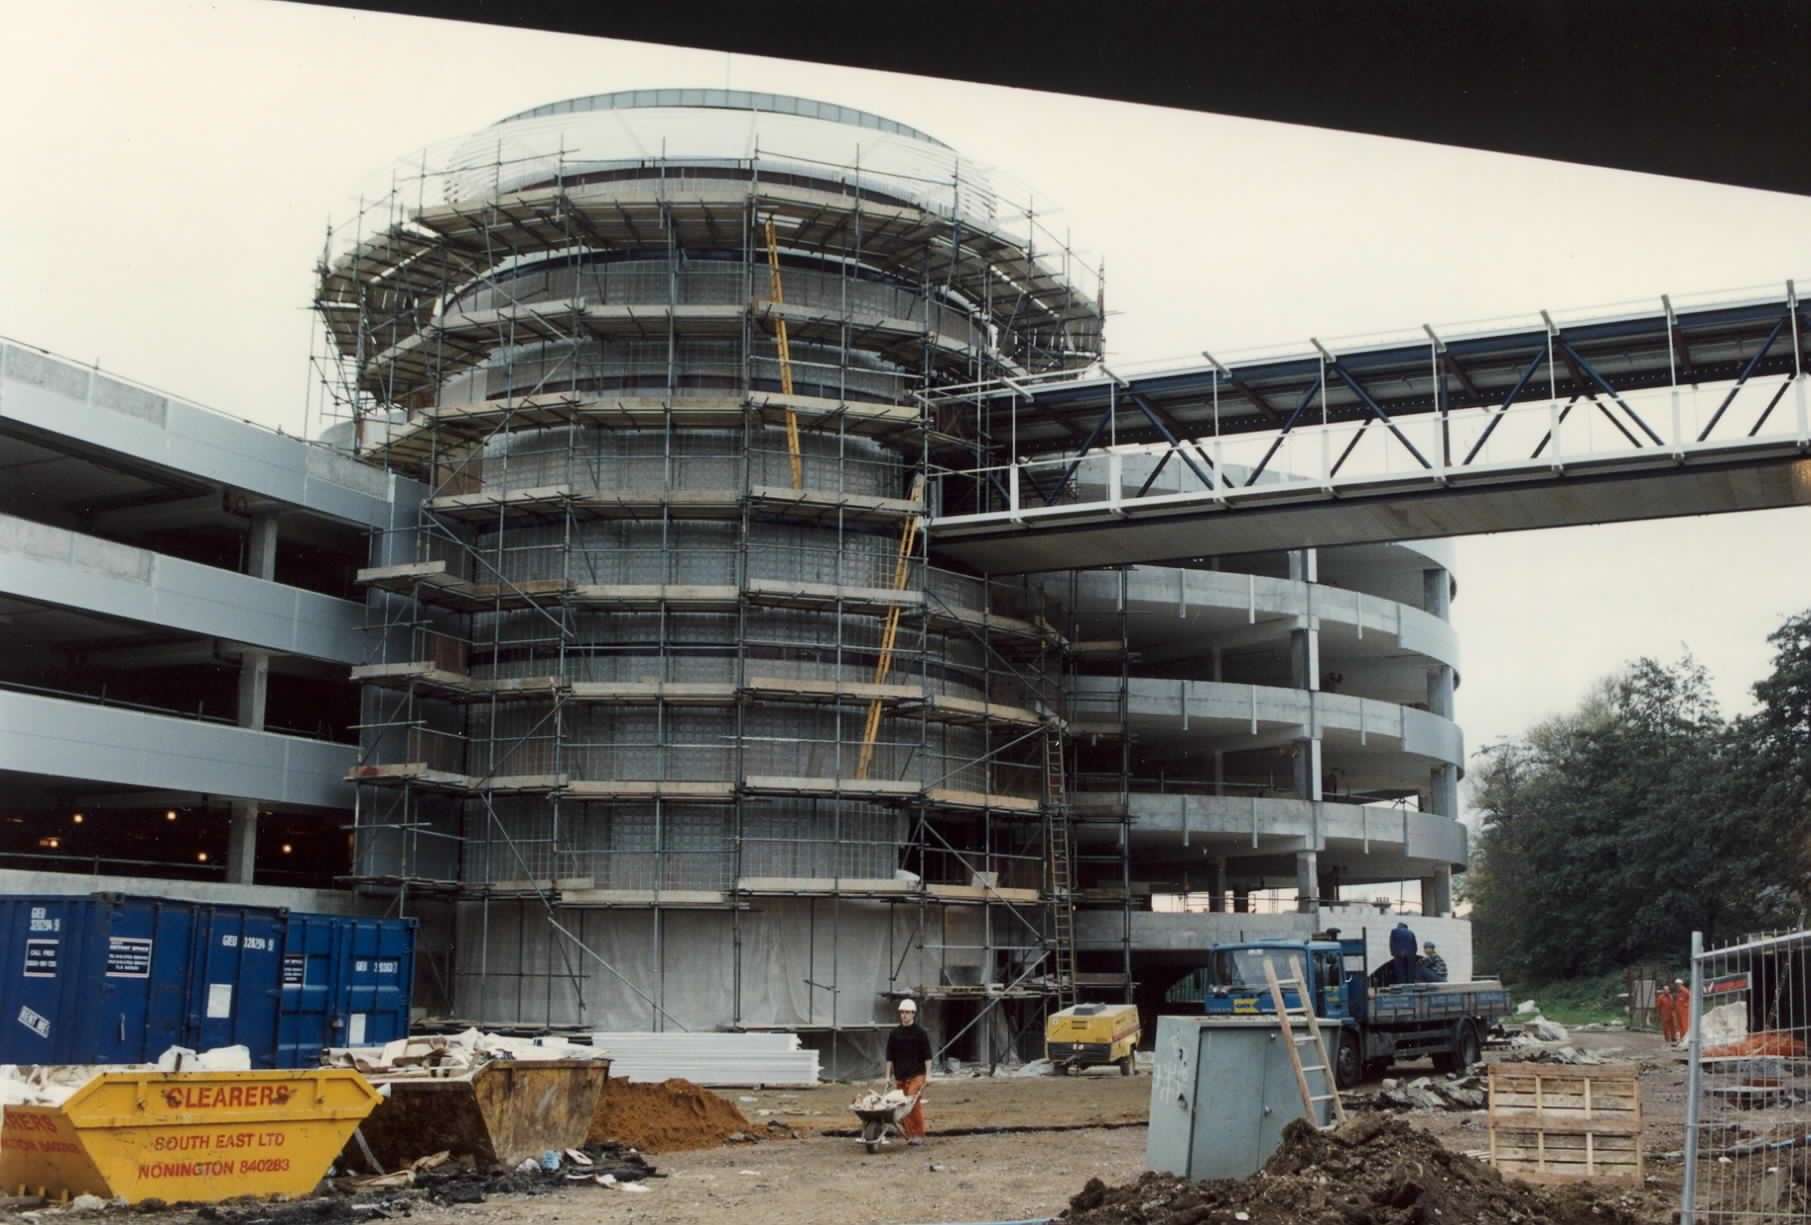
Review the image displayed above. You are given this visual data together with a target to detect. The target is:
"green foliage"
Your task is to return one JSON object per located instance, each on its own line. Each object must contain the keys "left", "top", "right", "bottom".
{"left": 1512, "top": 972, "right": 1639, "bottom": 1027}
{"left": 1465, "top": 611, "right": 1811, "bottom": 981}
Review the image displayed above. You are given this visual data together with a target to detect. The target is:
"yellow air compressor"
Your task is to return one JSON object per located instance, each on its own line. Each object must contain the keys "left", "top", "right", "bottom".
{"left": 1045, "top": 1003, "right": 1141, "bottom": 1075}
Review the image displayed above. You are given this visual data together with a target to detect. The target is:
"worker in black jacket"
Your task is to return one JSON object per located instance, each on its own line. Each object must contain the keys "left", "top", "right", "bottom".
{"left": 882, "top": 997, "right": 932, "bottom": 1144}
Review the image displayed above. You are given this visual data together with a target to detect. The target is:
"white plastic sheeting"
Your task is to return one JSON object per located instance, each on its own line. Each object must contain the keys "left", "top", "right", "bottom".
{"left": 590, "top": 1032, "right": 818, "bottom": 1087}
{"left": 454, "top": 899, "right": 988, "bottom": 1033}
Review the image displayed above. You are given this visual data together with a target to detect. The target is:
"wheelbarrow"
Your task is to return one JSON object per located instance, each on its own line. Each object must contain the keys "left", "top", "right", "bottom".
{"left": 849, "top": 1085, "right": 924, "bottom": 1154}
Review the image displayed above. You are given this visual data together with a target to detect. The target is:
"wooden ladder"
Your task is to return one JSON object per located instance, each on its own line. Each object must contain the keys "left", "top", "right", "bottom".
{"left": 1262, "top": 955, "right": 1348, "bottom": 1130}
{"left": 852, "top": 475, "right": 925, "bottom": 780}
{"left": 1044, "top": 725, "right": 1077, "bottom": 1009}
{"left": 762, "top": 215, "right": 804, "bottom": 491}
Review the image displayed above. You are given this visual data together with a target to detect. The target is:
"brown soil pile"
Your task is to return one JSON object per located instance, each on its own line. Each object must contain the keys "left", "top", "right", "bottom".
{"left": 1059, "top": 1114, "right": 1657, "bottom": 1225}
{"left": 586, "top": 1076, "right": 751, "bottom": 1153}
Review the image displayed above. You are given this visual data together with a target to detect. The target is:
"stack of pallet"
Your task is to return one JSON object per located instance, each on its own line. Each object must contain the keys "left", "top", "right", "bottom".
{"left": 1487, "top": 1062, "right": 1643, "bottom": 1185}
{"left": 590, "top": 1032, "right": 820, "bottom": 1087}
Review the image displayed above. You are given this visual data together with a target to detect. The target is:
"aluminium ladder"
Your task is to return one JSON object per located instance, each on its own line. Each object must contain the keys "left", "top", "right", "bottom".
{"left": 1044, "top": 725, "right": 1077, "bottom": 1009}
{"left": 1261, "top": 955, "right": 1348, "bottom": 1130}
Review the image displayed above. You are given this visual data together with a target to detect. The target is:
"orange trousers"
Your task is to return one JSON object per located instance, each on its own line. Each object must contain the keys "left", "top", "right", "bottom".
{"left": 1657, "top": 992, "right": 1677, "bottom": 1042}
{"left": 896, "top": 1074, "right": 927, "bottom": 1139}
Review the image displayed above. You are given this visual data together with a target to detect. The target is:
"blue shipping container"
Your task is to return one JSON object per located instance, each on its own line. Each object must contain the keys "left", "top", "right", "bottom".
{"left": 0, "top": 894, "right": 414, "bottom": 1068}
{"left": 277, "top": 913, "right": 415, "bottom": 1066}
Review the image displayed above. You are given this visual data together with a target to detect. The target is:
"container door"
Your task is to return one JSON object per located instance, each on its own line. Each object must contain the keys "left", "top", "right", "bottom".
{"left": 1144, "top": 1016, "right": 1202, "bottom": 1177}
{"left": 141, "top": 903, "right": 196, "bottom": 1061}
{"left": 1197, "top": 1026, "right": 1269, "bottom": 1179}
{"left": 186, "top": 907, "right": 283, "bottom": 1065}
{"left": 0, "top": 898, "right": 77, "bottom": 1063}
{"left": 345, "top": 919, "right": 415, "bottom": 1048}
{"left": 277, "top": 914, "right": 338, "bottom": 1067}
{"left": 94, "top": 898, "right": 163, "bottom": 1063}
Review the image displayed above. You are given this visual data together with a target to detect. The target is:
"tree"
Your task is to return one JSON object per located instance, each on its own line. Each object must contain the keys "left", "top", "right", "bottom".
{"left": 1464, "top": 624, "right": 1811, "bottom": 983}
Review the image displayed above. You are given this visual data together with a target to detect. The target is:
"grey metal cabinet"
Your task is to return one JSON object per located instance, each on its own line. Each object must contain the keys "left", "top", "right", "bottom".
{"left": 1146, "top": 1016, "right": 1329, "bottom": 1180}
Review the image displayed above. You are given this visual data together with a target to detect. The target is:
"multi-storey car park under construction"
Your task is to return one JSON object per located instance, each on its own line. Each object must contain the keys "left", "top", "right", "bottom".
{"left": 303, "top": 89, "right": 1467, "bottom": 1069}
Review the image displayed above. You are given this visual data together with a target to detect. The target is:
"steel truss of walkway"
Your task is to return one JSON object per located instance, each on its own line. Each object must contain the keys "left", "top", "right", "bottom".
{"left": 925, "top": 280, "right": 1811, "bottom": 572}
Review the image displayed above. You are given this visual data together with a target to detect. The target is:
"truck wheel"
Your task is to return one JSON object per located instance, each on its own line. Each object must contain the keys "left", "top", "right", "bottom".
{"left": 1455, "top": 1021, "right": 1482, "bottom": 1070}
{"left": 1335, "top": 1032, "right": 1362, "bottom": 1090}
{"left": 1119, "top": 1054, "right": 1134, "bottom": 1077}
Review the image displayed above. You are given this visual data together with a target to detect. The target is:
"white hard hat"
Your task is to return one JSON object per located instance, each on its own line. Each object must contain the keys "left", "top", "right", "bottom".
{"left": 897, "top": 998, "right": 918, "bottom": 1013}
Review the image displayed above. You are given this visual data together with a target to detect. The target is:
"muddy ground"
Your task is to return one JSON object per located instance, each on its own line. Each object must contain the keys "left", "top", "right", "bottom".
{"left": 68, "top": 1028, "right": 1687, "bottom": 1225}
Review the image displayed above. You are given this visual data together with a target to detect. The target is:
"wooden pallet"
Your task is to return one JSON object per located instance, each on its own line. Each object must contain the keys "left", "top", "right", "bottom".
{"left": 1487, "top": 1063, "right": 1643, "bottom": 1186}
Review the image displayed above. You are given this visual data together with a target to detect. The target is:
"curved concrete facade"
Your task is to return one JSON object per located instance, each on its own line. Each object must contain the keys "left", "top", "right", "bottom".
{"left": 330, "top": 92, "right": 1106, "bottom": 1052}
{"left": 1036, "top": 535, "right": 1465, "bottom": 926}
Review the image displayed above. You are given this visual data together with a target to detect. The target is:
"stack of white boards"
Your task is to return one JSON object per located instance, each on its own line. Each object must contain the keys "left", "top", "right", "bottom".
{"left": 589, "top": 1031, "right": 819, "bottom": 1087}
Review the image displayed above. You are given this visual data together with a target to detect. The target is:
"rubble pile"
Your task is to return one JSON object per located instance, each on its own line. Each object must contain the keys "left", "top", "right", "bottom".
{"left": 1365, "top": 1071, "right": 1487, "bottom": 1111}
{"left": 1058, "top": 1114, "right": 1651, "bottom": 1225}
{"left": 1500, "top": 1039, "right": 1610, "bottom": 1066}
{"left": 321, "top": 1029, "right": 598, "bottom": 1075}
{"left": 194, "top": 1144, "right": 661, "bottom": 1225}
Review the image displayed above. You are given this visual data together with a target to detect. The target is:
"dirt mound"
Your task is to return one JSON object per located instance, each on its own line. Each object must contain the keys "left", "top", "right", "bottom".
{"left": 1060, "top": 1114, "right": 1654, "bottom": 1225}
{"left": 587, "top": 1076, "right": 751, "bottom": 1153}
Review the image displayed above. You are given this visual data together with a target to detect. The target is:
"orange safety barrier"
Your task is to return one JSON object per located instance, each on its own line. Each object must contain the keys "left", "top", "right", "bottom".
{"left": 1704, "top": 1032, "right": 1807, "bottom": 1059}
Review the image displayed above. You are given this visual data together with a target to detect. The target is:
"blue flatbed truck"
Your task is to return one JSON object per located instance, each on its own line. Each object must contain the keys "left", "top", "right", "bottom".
{"left": 1190, "top": 937, "right": 1512, "bottom": 1089}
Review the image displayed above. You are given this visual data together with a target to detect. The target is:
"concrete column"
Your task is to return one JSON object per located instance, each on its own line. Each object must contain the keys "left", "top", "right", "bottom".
{"left": 1211, "top": 645, "right": 1224, "bottom": 682}
{"left": 1429, "top": 764, "right": 1460, "bottom": 820}
{"left": 229, "top": 513, "right": 280, "bottom": 884}
{"left": 1232, "top": 889, "right": 1251, "bottom": 914}
{"left": 1295, "top": 851, "right": 1318, "bottom": 914}
{"left": 1422, "top": 564, "right": 1460, "bottom": 821}
{"left": 1422, "top": 566, "right": 1451, "bottom": 620}
{"left": 1289, "top": 549, "right": 1322, "bottom": 818}
{"left": 1422, "top": 867, "right": 1453, "bottom": 918}
{"left": 1318, "top": 865, "right": 1340, "bottom": 907}
{"left": 1210, "top": 856, "right": 1228, "bottom": 912}
{"left": 1212, "top": 750, "right": 1225, "bottom": 797}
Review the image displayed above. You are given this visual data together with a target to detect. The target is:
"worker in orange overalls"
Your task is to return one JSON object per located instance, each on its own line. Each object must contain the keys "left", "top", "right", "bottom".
{"left": 1656, "top": 980, "right": 1678, "bottom": 1042}
{"left": 1672, "top": 979, "right": 1692, "bottom": 1044}
{"left": 882, "top": 997, "right": 931, "bottom": 1145}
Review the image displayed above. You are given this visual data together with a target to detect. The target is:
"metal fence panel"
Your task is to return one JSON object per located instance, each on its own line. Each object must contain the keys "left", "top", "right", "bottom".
{"left": 1684, "top": 928, "right": 1811, "bottom": 1223}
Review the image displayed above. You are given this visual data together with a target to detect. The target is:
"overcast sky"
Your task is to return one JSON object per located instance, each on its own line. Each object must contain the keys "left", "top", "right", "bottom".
{"left": 5, "top": 0, "right": 1808, "bottom": 791}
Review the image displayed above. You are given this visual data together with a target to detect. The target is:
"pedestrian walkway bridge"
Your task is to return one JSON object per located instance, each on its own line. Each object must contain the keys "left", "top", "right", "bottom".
{"left": 926, "top": 281, "right": 1810, "bottom": 572}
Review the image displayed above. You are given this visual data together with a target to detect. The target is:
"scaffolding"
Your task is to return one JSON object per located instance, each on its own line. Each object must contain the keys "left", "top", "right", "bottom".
{"left": 310, "top": 109, "right": 1108, "bottom": 1064}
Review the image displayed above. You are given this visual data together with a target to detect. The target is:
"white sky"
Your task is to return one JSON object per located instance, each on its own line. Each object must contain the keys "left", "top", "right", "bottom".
{"left": 4, "top": 0, "right": 1808, "bottom": 788}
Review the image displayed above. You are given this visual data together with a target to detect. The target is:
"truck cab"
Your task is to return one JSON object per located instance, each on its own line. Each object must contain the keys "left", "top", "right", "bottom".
{"left": 1177, "top": 935, "right": 1507, "bottom": 1089}
{"left": 1195, "top": 939, "right": 1366, "bottom": 1087}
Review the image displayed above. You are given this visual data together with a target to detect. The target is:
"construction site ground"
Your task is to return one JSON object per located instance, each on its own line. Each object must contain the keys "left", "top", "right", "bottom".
{"left": 102, "top": 1029, "right": 1683, "bottom": 1225}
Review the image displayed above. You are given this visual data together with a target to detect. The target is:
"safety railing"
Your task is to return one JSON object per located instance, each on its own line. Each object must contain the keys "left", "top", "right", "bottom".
{"left": 930, "top": 373, "right": 1810, "bottom": 527}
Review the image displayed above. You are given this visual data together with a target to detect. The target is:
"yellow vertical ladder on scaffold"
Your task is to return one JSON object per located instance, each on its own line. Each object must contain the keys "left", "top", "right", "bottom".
{"left": 1262, "top": 955, "right": 1348, "bottom": 1130}
{"left": 853, "top": 475, "right": 925, "bottom": 779}
{"left": 763, "top": 215, "right": 804, "bottom": 491}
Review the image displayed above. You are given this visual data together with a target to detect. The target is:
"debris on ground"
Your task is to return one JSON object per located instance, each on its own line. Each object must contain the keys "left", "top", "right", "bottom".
{"left": 1705, "top": 1031, "right": 1807, "bottom": 1059}
{"left": 586, "top": 1076, "right": 753, "bottom": 1153}
{"left": 1057, "top": 1114, "right": 1653, "bottom": 1225}
{"left": 1359, "top": 1071, "right": 1488, "bottom": 1111}
{"left": 1524, "top": 1016, "right": 1571, "bottom": 1043}
{"left": 1499, "top": 1038, "right": 1610, "bottom": 1065}
{"left": 198, "top": 1143, "right": 660, "bottom": 1224}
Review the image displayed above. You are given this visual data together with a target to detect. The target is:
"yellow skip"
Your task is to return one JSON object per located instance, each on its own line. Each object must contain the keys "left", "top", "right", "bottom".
{"left": 0, "top": 1069, "right": 380, "bottom": 1205}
